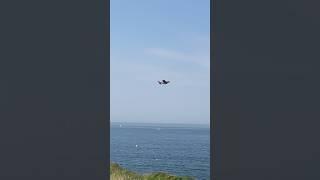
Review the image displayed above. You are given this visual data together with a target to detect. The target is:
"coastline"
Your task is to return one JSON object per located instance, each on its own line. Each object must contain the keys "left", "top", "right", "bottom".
{"left": 110, "top": 162, "right": 194, "bottom": 180}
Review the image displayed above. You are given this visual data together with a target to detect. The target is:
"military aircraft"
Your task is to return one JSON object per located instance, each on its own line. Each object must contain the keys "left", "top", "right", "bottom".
{"left": 158, "top": 80, "right": 170, "bottom": 85}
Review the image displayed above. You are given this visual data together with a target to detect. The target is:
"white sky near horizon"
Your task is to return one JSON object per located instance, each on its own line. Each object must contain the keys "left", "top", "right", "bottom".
{"left": 111, "top": 0, "right": 210, "bottom": 124}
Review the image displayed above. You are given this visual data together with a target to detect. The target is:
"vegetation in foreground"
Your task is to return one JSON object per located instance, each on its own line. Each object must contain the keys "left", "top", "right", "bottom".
{"left": 110, "top": 162, "right": 194, "bottom": 180}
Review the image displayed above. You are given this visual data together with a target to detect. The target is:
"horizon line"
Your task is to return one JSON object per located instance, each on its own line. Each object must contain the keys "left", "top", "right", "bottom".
{"left": 110, "top": 121, "right": 210, "bottom": 126}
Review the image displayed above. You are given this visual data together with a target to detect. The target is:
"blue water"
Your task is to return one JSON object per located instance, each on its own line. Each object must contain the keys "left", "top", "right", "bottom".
{"left": 111, "top": 122, "right": 210, "bottom": 180}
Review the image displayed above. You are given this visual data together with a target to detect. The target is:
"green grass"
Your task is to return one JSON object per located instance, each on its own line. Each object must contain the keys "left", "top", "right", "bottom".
{"left": 110, "top": 162, "right": 194, "bottom": 180}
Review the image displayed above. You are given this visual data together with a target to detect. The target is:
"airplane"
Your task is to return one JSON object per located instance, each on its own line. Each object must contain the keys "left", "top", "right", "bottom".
{"left": 158, "top": 80, "right": 170, "bottom": 85}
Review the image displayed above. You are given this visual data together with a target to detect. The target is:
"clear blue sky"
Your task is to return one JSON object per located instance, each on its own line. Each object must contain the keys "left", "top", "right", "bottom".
{"left": 111, "top": 0, "right": 210, "bottom": 124}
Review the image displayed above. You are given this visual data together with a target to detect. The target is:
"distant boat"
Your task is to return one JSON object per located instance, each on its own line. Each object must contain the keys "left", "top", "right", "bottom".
{"left": 119, "top": 124, "right": 122, "bottom": 127}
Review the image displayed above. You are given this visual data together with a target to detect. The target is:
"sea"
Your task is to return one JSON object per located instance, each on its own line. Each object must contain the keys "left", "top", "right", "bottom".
{"left": 110, "top": 122, "right": 210, "bottom": 180}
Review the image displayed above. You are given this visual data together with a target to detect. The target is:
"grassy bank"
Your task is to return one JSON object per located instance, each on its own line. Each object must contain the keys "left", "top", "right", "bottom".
{"left": 110, "top": 162, "right": 194, "bottom": 180}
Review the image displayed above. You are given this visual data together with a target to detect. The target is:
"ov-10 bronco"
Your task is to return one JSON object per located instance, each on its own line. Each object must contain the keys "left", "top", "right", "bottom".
{"left": 157, "top": 80, "right": 170, "bottom": 85}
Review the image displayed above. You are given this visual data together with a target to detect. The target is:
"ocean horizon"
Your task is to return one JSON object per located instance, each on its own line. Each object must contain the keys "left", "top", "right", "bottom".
{"left": 111, "top": 122, "right": 209, "bottom": 129}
